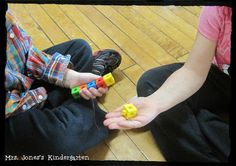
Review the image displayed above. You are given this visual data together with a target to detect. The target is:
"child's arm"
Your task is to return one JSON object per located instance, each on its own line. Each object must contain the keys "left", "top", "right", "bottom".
{"left": 104, "top": 32, "right": 217, "bottom": 129}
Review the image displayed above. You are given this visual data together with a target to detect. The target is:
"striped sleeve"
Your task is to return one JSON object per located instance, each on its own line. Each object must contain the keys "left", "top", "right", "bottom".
{"left": 26, "top": 44, "right": 71, "bottom": 86}
{"left": 5, "top": 87, "right": 47, "bottom": 118}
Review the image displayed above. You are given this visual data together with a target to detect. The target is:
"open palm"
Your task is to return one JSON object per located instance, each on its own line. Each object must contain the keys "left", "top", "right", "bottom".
{"left": 103, "top": 96, "right": 160, "bottom": 130}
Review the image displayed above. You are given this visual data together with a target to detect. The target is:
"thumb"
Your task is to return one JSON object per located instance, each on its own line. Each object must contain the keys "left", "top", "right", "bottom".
{"left": 78, "top": 73, "right": 101, "bottom": 84}
{"left": 86, "top": 73, "right": 101, "bottom": 82}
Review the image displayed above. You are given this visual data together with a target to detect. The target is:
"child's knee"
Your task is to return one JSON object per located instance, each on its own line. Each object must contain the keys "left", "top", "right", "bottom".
{"left": 73, "top": 39, "right": 90, "bottom": 49}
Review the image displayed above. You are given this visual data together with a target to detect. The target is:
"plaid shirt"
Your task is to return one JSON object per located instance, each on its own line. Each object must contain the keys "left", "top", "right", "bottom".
{"left": 5, "top": 11, "right": 71, "bottom": 118}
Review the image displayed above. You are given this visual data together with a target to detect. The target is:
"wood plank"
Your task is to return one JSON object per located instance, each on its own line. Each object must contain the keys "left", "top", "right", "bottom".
{"left": 95, "top": 5, "right": 177, "bottom": 65}
{"left": 84, "top": 142, "right": 117, "bottom": 160}
{"left": 133, "top": 6, "right": 194, "bottom": 51}
{"left": 111, "top": 69, "right": 137, "bottom": 102}
{"left": 123, "top": 64, "right": 145, "bottom": 86}
{"left": 99, "top": 87, "right": 126, "bottom": 112}
{"left": 59, "top": 5, "right": 135, "bottom": 71}
{"left": 149, "top": 6, "right": 197, "bottom": 40}
{"left": 24, "top": 4, "right": 69, "bottom": 45}
{"left": 183, "top": 6, "right": 202, "bottom": 17}
{"left": 113, "top": 6, "right": 187, "bottom": 59}
{"left": 167, "top": 6, "right": 199, "bottom": 29}
{"left": 8, "top": 4, "right": 52, "bottom": 50}
{"left": 75, "top": 5, "right": 159, "bottom": 71}
{"left": 104, "top": 130, "right": 147, "bottom": 160}
{"left": 41, "top": 4, "right": 99, "bottom": 51}
{"left": 126, "top": 130, "right": 165, "bottom": 161}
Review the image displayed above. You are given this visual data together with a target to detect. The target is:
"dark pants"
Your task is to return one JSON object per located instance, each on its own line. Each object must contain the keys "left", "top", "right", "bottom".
{"left": 5, "top": 39, "right": 109, "bottom": 155}
{"left": 137, "top": 63, "right": 230, "bottom": 162}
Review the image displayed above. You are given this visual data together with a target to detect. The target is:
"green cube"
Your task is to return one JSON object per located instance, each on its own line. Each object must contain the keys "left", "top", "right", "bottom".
{"left": 71, "top": 87, "right": 80, "bottom": 99}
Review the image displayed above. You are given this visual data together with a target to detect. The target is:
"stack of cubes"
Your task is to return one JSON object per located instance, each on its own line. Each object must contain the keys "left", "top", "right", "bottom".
{"left": 71, "top": 72, "right": 115, "bottom": 99}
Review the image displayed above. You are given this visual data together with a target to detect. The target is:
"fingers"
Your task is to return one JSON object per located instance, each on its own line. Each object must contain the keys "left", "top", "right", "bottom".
{"left": 107, "top": 122, "right": 132, "bottom": 130}
{"left": 103, "top": 116, "right": 124, "bottom": 127}
{"left": 104, "top": 116, "right": 142, "bottom": 130}
{"left": 103, "top": 117, "right": 131, "bottom": 130}
{"left": 118, "top": 120, "right": 142, "bottom": 129}
{"left": 105, "top": 110, "right": 122, "bottom": 118}
{"left": 97, "top": 87, "right": 108, "bottom": 94}
{"left": 80, "top": 89, "right": 94, "bottom": 100}
{"left": 105, "top": 106, "right": 123, "bottom": 118}
{"left": 89, "top": 88, "right": 103, "bottom": 97}
{"left": 80, "top": 87, "right": 108, "bottom": 100}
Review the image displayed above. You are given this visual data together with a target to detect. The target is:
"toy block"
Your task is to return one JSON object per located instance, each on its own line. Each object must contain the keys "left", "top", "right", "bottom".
{"left": 122, "top": 103, "right": 138, "bottom": 120}
{"left": 96, "top": 77, "right": 107, "bottom": 88}
{"left": 71, "top": 73, "right": 116, "bottom": 99}
{"left": 71, "top": 85, "right": 86, "bottom": 99}
{"left": 80, "top": 84, "right": 87, "bottom": 90}
{"left": 71, "top": 87, "right": 80, "bottom": 99}
{"left": 87, "top": 81, "right": 97, "bottom": 89}
{"left": 103, "top": 73, "right": 115, "bottom": 87}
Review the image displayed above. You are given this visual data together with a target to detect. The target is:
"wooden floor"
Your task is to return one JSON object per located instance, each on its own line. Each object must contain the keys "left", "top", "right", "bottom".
{"left": 9, "top": 4, "right": 202, "bottom": 161}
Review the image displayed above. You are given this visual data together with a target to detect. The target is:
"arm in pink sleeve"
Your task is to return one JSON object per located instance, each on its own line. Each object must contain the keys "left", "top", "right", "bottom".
{"left": 198, "top": 6, "right": 221, "bottom": 41}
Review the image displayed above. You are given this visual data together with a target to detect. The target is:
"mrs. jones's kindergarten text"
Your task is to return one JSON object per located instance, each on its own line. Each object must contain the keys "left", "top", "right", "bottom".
{"left": 5, "top": 154, "right": 89, "bottom": 161}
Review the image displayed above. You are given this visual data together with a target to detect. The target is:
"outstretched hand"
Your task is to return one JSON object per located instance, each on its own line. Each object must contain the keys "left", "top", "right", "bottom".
{"left": 103, "top": 96, "right": 160, "bottom": 130}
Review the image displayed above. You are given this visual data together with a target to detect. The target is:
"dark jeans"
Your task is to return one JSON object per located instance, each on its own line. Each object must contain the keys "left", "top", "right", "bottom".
{"left": 5, "top": 39, "right": 109, "bottom": 155}
{"left": 137, "top": 63, "right": 230, "bottom": 162}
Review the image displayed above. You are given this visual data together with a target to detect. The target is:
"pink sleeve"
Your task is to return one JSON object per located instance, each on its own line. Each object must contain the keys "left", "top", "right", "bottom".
{"left": 198, "top": 6, "right": 221, "bottom": 41}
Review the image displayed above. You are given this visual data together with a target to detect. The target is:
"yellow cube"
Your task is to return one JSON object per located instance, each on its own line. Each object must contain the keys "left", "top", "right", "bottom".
{"left": 103, "top": 73, "right": 115, "bottom": 87}
{"left": 122, "top": 104, "right": 138, "bottom": 120}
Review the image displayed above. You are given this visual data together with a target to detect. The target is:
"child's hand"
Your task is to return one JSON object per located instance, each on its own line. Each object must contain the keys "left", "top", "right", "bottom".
{"left": 79, "top": 86, "right": 108, "bottom": 100}
{"left": 103, "top": 96, "right": 160, "bottom": 130}
{"left": 64, "top": 69, "right": 108, "bottom": 100}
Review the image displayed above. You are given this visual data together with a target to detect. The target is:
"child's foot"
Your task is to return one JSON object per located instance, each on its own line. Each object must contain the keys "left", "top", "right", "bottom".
{"left": 92, "top": 49, "right": 122, "bottom": 76}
